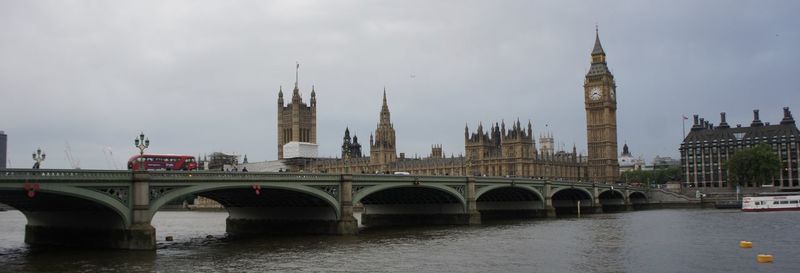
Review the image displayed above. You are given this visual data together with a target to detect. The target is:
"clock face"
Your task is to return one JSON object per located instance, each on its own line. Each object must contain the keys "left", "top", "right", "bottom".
{"left": 590, "top": 87, "right": 601, "bottom": 101}
{"left": 610, "top": 88, "right": 615, "bottom": 100}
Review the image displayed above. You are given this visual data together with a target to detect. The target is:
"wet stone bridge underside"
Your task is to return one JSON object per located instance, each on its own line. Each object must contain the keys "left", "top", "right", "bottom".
{"left": 0, "top": 170, "right": 649, "bottom": 250}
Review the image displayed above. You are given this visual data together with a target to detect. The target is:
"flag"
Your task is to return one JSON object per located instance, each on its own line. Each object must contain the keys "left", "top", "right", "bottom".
{"left": 682, "top": 115, "right": 689, "bottom": 120}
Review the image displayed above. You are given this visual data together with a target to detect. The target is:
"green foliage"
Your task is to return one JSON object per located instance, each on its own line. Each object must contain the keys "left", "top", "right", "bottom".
{"left": 620, "top": 165, "right": 683, "bottom": 185}
{"left": 726, "top": 144, "right": 781, "bottom": 187}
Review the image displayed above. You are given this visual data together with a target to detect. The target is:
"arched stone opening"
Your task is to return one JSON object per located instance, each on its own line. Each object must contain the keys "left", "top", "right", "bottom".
{"left": 357, "top": 186, "right": 467, "bottom": 227}
{"left": 151, "top": 186, "right": 341, "bottom": 236}
{"left": 476, "top": 186, "right": 545, "bottom": 220}
{"left": 0, "top": 189, "right": 133, "bottom": 248}
{"left": 599, "top": 190, "right": 627, "bottom": 212}
{"left": 551, "top": 188, "right": 593, "bottom": 216}
{"left": 629, "top": 192, "right": 648, "bottom": 209}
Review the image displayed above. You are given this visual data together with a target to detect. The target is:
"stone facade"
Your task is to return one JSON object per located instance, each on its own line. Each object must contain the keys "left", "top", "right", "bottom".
{"left": 309, "top": 91, "right": 587, "bottom": 179}
{"left": 301, "top": 32, "right": 620, "bottom": 183}
{"left": 680, "top": 108, "right": 800, "bottom": 189}
{"left": 277, "top": 65, "right": 317, "bottom": 159}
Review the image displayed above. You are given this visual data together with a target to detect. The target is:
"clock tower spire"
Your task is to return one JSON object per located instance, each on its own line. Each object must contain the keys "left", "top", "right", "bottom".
{"left": 584, "top": 27, "right": 619, "bottom": 183}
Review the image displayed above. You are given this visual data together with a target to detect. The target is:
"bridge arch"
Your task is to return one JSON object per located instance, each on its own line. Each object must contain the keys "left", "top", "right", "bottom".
{"left": 0, "top": 184, "right": 131, "bottom": 228}
{"left": 148, "top": 183, "right": 341, "bottom": 221}
{"left": 598, "top": 189, "right": 627, "bottom": 211}
{"left": 354, "top": 184, "right": 468, "bottom": 227}
{"left": 475, "top": 185, "right": 546, "bottom": 219}
{"left": 550, "top": 187, "right": 594, "bottom": 215}
{"left": 550, "top": 187, "right": 594, "bottom": 202}
{"left": 475, "top": 185, "right": 544, "bottom": 201}
{"left": 353, "top": 184, "right": 466, "bottom": 207}
{"left": 629, "top": 191, "right": 648, "bottom": 204}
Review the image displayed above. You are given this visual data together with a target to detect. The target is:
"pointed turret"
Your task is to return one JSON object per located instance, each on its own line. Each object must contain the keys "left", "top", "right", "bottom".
{"left": 587, "top": 26, "right": 611, "bottom": 76}
{"left": 528, "top": 120, "right": 533, "bottom": 137}
{"left": 278, "top": 85, "right": 284, "bottom": 105}
{"left": 592, "top": 26, "right": 605, "bottom": 56}
{"left": 380, "top": 87, "right": 391, "bottom": 124}
{"left": 310, "top": 85, "right": 316, "bottom": 106}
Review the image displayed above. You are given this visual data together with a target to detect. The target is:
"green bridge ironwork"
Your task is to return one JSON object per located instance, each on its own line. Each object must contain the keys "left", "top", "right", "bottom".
{"left": 0, "top": 169, "right": 649, "bottom": 250}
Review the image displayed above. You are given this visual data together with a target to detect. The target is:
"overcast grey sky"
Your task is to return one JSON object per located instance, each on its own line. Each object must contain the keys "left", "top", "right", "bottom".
{"left": 1, "top": 1, "right": 798, "bottom": 169}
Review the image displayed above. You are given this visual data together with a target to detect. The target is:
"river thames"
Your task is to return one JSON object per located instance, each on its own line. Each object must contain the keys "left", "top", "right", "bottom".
{"left": 0, "top": 209, "right": 798, "bottom": 273}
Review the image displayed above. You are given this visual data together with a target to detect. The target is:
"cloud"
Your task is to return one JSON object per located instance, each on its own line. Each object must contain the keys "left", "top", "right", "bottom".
{"left": 1, "top": 0, "right": 798, "bottom": 168}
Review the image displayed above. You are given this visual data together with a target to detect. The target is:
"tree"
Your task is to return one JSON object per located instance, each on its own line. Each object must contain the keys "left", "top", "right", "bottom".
{"left": 620, "top": 165, "right": 683, "bottom": 186}
{"left": 726, "top": 144, "right": 781, "bottom": 187}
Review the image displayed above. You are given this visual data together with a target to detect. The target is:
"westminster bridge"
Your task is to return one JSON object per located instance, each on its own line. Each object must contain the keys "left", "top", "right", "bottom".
{"left": 0, "top": 169, "right": 649, "bottom": 250}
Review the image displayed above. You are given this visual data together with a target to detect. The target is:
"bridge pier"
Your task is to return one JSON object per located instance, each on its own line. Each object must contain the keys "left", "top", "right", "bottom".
{"left": 24, "top": 223, "right": 155, "bottom": 250}
{"left": 337, "top": 174, "right": 359, "bottom": 234}
{"left": 466, "top": 177, "right": 481, "bottom": 225}
{"left": 543, "top": 182, "right": 557, "bottom": 218}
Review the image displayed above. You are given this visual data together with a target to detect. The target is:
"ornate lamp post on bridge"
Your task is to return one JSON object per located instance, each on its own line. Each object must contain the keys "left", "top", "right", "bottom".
{"left": 134, "top": 132, "right": 150, "bottom": 171}
{"left": 32, "top": 148, "right": 46, "bottom": 169}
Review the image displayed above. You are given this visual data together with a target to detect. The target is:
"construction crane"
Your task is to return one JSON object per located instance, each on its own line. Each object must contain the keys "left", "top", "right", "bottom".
{"left": 64, "top": 141, "right": 81, "bottom": 169}
{"left": 103, "top": 146, "right": 121, "bottom": 170}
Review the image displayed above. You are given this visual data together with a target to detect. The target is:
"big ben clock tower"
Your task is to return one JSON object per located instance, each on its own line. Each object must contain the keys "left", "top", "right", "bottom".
{"left": 584, "top": 28, "right": 619, "bottom": 183}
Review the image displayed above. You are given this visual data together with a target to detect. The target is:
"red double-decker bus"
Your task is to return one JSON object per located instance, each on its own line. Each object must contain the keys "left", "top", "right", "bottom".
{"left": 128, "top": 154, "right": 198, "bottom": 171}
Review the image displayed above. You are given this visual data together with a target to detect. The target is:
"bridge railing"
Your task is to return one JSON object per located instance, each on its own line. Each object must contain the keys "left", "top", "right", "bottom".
{"left": 0, "top": 169, "right": 133, "bottom": 182}
{"left": 352, "top": 174, "right": 468, "bottom": 183}
{"left": 146, "top": 171, "right": 342, "bottom": 182}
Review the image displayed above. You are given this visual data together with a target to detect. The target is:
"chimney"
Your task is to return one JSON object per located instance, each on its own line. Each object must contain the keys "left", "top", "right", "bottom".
{"left": 781, "top": 107, "right": 796, "bottom": 125}
{"left": 751, "top": 109, "right": 764, "bottom": 127}
{"left": 691, "top": 115, "right": 703, "bottom": 131}
{"left": 718, "top": 112, "right": 730, "bottom": 128}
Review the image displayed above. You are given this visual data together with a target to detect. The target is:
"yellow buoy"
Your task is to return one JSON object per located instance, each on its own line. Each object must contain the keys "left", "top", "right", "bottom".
{"left": 739, "top": 241, "right": 753, "bottom": 248}
{"left": 757, "top": 254, "right": 774, "bottom": 263}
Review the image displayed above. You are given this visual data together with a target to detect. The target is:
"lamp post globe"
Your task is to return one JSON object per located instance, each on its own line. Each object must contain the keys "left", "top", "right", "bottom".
{"left": 32, "top": 148, "right": 46, "bottom": 169}
{"left": 134, "top": 132, "right": 150, "bottom": 171}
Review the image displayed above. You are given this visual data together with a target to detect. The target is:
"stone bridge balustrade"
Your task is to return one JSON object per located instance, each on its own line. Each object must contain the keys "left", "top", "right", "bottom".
{"left": 0, "top": 169, "right": 650, "bottom": 250}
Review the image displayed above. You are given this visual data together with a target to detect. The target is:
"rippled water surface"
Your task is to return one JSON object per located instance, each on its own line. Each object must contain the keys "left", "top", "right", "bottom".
{"left": 1, "top": 209, "right": 798, "bottom": 273}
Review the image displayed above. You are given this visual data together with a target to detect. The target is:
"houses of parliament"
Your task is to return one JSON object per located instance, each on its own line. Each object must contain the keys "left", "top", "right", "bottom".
{"left": 277, "top": 31, "right": 620, "bottom": 183}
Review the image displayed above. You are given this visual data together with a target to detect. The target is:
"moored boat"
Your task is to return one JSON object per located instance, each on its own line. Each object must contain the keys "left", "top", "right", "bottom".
{"left": 742, "top": 193, "right": 800, "bottom": 212}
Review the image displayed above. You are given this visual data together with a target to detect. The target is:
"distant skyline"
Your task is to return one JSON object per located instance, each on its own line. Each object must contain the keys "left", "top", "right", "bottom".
{"left": 1, "top": 1, "right": 798, "bottom": 169}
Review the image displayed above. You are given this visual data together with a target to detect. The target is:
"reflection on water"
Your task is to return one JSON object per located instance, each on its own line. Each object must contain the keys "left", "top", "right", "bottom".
{"left": 1, "top": 209, "right": 799, "bottom": 273}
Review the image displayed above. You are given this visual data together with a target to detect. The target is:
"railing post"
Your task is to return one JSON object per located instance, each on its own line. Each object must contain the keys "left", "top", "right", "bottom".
{"left": 466, "top": 177, "right": 481, "bottom": 225}
{"left": 337, "top": 174, "right": 358, "bottom": 234}
{"left": 543, "top": 181, "right": 556, "bottom": 218}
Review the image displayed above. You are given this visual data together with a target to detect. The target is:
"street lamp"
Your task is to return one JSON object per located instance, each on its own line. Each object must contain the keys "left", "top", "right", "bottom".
{"left": 32, "top": 148, "right": 46, "bottom": 169}
{"left": 134, "top": 132, "right": 150, "bottom": 171}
